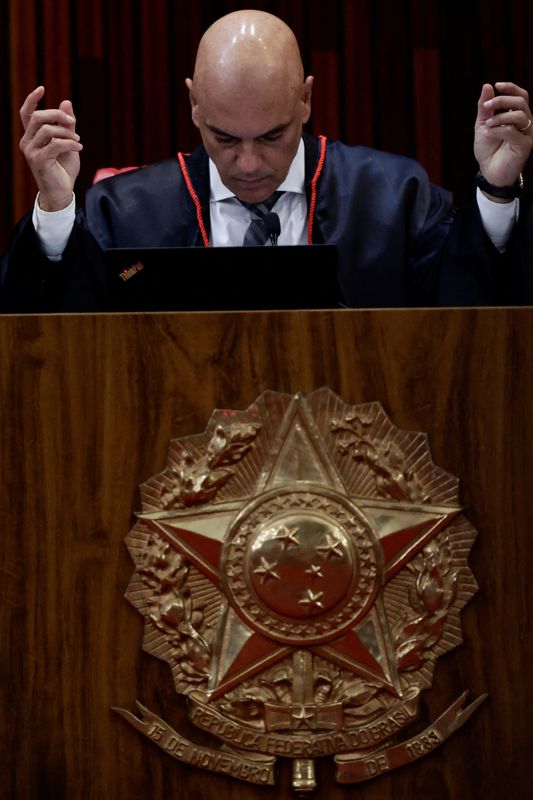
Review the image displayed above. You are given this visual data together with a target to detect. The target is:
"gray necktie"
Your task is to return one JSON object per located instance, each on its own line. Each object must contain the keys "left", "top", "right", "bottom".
{"left": 240, "top": 191, "right": 283, "bottom": 246}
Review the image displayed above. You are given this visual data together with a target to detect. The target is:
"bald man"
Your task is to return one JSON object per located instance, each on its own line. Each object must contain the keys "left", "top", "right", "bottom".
{"left": 2, "top": 9, "right": 533, "bottom": 311}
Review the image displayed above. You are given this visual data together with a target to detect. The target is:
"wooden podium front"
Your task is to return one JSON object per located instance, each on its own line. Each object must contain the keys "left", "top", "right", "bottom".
{"left": 1, "top": 308, "right": 532, "bottom": 799}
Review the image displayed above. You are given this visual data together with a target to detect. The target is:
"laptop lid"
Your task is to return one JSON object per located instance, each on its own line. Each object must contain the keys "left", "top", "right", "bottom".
{"left": 104, "top": 245, "right": 341, "bottom": 312}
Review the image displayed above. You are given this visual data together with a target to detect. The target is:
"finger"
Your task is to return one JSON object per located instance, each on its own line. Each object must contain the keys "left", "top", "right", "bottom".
{"left": 59, "top": 99, "right": 74, "bottom": 116}
{"left": 481, "top": 92, "right": 532, "bottom": 140}
{"left": 476, "top": 83, "right": 495, "bottom": 124}
{"left": 24, "top": 138, "right": 83, "bottom": 166}
{"left": 517, "top": 116, "right": 533, "bottom": 135}
{"left": 485, "top": 93, "right": 529, "bottom": 115}
{"left": 479, "top": 123, "right": 530, "bottom": 147}
{"left": 27, "top": 123, "right": 81, "bottom": 150}
{"left": 494, "top": 81, "right": 529, "bottom": 103}
{"left": 486, "top": 109, "right": 532, "bottom": 130}
{"left": 23, "top": 108, "right": 77, "bottom": 141}
{"left": 20, "top": 85, "right": 45, "bottom": 130}
{"left": 59, "top": 99, "right": 76, "bottom": 130}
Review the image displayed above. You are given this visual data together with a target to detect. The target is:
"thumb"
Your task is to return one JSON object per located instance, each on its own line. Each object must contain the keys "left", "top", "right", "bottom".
{"left": 59, "top": 98, "right": 75, "bottom": 121}
{"left": 477, "top": 83, "right": 495, "bottom": 124}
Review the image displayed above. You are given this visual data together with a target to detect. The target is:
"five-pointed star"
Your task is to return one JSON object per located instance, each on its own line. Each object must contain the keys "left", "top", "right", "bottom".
{"left": 298, "top": 589, "right": 325, "bottom": 613}
{"left": 291, "top": 706, "right": 315, "bottom": 729}
{"left": 253, "top": 556, "right": 281, "bottom": 584}
{"left": 273, "top": 524, "right": 301, "bottom": 549}
{"left": 137, "top": 395, "right": 460, "bottom": 701}
{"left": 306, "top": 564, "right": 324, "bottom": 579}
{"left": 316, "top": 533, "right": 344, "bottom": 561}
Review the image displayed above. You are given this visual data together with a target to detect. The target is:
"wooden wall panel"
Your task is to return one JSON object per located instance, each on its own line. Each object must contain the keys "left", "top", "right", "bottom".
{"left": 342, "top": 1, "right": 373, "bottom": 147}
{"left": 105, "top": 0, "right": 138, "bottom": 165}
{"left": 7, "top": 0, "right": 39, "bottom": 222}
{"left": 41, "top": 0, "right": 72, "bottom": 105}
{"left": 139, "top": 0, "right": 172, "bottom": 159}
{"left": 411, "top": 0, "right": 442, "bottom": 184}
{"left": 0, "top": 307, "right": 532, "bottom": 799}
{"left": 0, "top": 0, "right": 12, "bottom": 244}
{"left": 413, "top": 47, "right": 442, "bottom": 186}
{"left": 3, "top": 0, "right": 533, "bottom": 251}
{"left": 370, "top": 0, "right": 414, "bottom": 157}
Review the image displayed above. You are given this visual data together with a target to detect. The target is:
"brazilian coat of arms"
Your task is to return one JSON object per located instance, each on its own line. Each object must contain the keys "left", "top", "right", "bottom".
{"left": 114, "top": 389, "right": 484, "bottom": 792}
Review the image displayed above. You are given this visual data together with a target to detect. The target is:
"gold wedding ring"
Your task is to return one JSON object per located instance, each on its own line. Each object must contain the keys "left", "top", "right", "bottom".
{"left": 518, "top": 118, "right": 532, "bottom": 133}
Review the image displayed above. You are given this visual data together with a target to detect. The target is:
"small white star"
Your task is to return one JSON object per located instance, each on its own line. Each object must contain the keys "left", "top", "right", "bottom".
{"left": 298, "top": 588, "right": 325, "bottom": 612}
{"left": 317, "top": 533, "right": 344, "bottom": 561}
{"left": 253, "top": 557, "right": 281, "bottom": 584}
{"left": 273, "top": 524, "right": 301, "bottom": 550}
{"left": 291, "top": 706, "right": 315, "bottom": 729}
{"left": 306, "top": 563, "right": 324, "bottom": 579}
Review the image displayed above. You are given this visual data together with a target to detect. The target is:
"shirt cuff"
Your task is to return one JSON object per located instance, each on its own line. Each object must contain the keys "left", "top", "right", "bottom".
{"left": 476, "top": 188, "right": 519, "bottom": 252}
{"left": 32, "top": 193, "right": 76, "bottom": 261}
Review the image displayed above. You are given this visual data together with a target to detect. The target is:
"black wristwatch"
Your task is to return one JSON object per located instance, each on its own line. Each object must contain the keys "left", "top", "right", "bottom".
{"left": 476, "top": 171, "right": 523, "bottom": 199}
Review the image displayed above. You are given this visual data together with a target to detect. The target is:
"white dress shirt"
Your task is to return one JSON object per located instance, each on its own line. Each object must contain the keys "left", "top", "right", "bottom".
{"left": 208, "top": 139, "right": 308, "bottom": 246}
{"left": 33, "top": 138, "right": 518, "bottom": 259}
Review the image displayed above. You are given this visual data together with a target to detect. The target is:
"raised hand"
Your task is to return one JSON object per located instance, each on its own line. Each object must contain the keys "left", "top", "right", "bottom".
{"left": 475, "top": 82, "right": 533, "bottom": 190}
{"left": 19, "top": 86, "right": 83, "bottom": 211}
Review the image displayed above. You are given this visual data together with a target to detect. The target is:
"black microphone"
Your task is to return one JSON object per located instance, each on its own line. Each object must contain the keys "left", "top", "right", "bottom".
{"left": 264, "top": 212, "right": 281, "bottom": 245}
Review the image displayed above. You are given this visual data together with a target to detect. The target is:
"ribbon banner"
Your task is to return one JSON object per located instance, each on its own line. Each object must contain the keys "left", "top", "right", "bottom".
{"left": 188, "top": 689, "right": 420, "bottom": 757}
{"left": 335, "top": 692, "right": 487, "bottom": 784}
{"left": 113, "top": 703, "right": 276, "bottom": 786}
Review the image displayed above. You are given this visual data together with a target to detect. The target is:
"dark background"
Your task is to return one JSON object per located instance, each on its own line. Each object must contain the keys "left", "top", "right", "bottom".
{"left": 2, "top": 0, "right": 533, "bottom": 253}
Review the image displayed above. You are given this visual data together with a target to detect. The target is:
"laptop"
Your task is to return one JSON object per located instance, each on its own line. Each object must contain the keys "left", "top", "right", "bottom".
{"left": 104, "top": 245, "right": 340, "bottom": 312}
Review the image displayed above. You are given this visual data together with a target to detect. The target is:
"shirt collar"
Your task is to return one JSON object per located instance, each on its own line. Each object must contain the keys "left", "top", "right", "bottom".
{"left": 209, "top": 138, "right": 305, "bottom": 201}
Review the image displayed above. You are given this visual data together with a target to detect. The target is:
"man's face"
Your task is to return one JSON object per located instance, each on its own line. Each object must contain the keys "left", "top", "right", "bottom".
{"left": 188, "top": 76, "right": 312, "bottom": 203}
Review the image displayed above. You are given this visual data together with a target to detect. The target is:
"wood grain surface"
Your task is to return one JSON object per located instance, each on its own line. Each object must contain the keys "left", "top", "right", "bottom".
{"left": 1, "top": 307, "right": 532, "bottom": 799}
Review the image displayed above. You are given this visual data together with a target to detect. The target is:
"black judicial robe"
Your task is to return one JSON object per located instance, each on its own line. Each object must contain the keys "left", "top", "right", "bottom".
{"left": 1, "top": 134, "right": 531, "bottom": 312}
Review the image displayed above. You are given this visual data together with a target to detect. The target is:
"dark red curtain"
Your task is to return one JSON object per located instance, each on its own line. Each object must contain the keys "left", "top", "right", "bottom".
{"left": 2, "top": 0, "right": 533, "bottom": 252}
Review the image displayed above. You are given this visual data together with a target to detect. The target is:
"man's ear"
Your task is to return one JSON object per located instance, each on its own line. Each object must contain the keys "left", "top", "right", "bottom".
{"left": 185, "top": 77, "right": 200, "bottom": 127}
{"left": 301, "top": 75, "right": 314, "bottom": 124}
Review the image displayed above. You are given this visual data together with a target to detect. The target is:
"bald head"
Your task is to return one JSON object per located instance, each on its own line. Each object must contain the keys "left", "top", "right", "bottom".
{"left": 185, "top": 11, "right": 313, "bottom": 202}
{"left": 192, "top": 10, "right": 304, "bottom": 103}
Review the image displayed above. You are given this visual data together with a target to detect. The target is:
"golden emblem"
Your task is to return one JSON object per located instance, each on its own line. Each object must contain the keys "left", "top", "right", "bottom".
{"left": 114, "top": 389, "right": 485, "bottom": 792}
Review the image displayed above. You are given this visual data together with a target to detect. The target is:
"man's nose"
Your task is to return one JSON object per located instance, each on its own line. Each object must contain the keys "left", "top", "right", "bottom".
{"left": 235, "top": 142, "right": 263, "bottom": 174}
